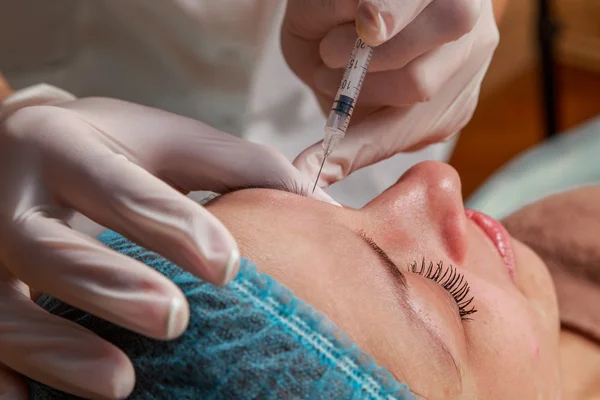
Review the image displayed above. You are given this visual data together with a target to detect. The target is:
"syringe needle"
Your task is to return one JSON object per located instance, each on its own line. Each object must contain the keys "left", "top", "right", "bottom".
{"left": 312, "top": 155, "right": 327, "bottom": 193}
{"left": 313, "top": 37, "right": 373, "bottom": 195}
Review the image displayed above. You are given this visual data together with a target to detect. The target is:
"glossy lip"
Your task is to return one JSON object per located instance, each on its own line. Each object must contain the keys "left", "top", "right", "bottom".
{"left": 465, "top": 209, "right": 516, "bottom": 280}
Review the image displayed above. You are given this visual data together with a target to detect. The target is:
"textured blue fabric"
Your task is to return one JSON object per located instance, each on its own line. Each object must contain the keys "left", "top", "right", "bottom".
{"left": 28, "top": 230, "right": 415, "bottom": 399}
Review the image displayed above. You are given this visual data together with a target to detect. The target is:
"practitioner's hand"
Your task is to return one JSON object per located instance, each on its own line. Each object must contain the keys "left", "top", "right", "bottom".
{"left": 0, "top": 85, "right": 336, "bottom": 399}
{"left": 282, "top": 0, "right": 499, "bottom": 187}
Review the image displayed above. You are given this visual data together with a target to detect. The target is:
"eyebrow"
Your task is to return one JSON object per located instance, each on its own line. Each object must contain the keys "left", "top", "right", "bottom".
{"left": 357, "top": 230, "right": 463, "bottom": 386}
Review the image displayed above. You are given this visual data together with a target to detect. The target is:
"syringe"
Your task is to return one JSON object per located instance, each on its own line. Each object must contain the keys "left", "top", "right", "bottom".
{"left": 312, "top": 37, "right": 374, "bottom": 193}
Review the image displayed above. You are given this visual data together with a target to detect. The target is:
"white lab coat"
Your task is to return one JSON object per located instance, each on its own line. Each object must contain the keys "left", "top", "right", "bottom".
{"left": 0, "top": 0, "right": 456, "bottom": 208}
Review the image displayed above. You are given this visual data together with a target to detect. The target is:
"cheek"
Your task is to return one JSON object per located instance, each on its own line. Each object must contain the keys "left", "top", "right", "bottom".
{"left": 469, "top": 281, "right": 541, "bottom": 356}
{"left": 406, "top": 277, "right": 465, "bottom": 355}
{"left": 511, "top": 240, "right": 559, "bottom": 328}
{"left": 465, "top": 280, "right": 561, "bottom": 398}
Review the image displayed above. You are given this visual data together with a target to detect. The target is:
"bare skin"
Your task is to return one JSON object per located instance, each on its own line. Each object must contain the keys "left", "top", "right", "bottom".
{"left": 205, "top": 161, "right": 562, "bottom": 399}
{"left": 559, "top": 331, "right": 600, "bottom": 400}
{"left": 205, "top": 162, "right": 600, "bottom": 399}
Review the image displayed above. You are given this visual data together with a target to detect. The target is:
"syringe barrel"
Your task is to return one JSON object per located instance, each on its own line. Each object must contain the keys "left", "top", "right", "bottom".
{"left": 322, "top": 38, "right": 373, "bottom": 157}
{"left": 325, "top": 38, "right": 373, "bottom": 136}
{"left": 325, "top": 102, "right": 351, "bottom": 134}
{"left": 322, "top": 126, "right": 344, "bottom": 156}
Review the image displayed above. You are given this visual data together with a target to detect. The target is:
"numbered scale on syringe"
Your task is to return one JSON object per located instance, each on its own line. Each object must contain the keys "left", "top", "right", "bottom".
{"left": 326, "top": 38, "right": 374, "bottom": 135}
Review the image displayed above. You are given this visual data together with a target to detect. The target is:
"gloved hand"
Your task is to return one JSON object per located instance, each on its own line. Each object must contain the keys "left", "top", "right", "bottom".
{"left": 282, "top": 0, "right": 500, "bottom": 187}
{"left": 0, "top": 84, "right": 336, "bottom": 399}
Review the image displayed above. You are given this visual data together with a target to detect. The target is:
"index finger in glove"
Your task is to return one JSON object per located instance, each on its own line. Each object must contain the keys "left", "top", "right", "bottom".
{"left": 8, "top": 106, "right": 239, "bottom": 286}
{"left": 150, "top": 126, "right": 339, "bottom": 205}
{"left": 60, "top": 98, "right": 339, "bottom": 206}
{"left": 0, "top": 284, "right": 134, "bottom": 399}
{"left": 5, "top": 212, "right": 190, "bottom": 340}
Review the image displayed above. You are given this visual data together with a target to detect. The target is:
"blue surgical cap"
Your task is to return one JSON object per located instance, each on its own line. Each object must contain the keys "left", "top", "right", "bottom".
{"left": 28, "top": 230, "right": 415, "bottom": 399}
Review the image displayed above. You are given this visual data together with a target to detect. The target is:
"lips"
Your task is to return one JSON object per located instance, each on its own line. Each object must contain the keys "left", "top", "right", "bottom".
{"left": 465, "top": 209, "right": 516, "bottom": 279}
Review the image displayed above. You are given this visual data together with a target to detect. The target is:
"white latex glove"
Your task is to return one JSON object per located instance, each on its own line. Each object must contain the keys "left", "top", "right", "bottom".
{"left": 0, "top": 85, "right": 337, "bottom": 399}
{"left": 282, "top": 0, "right": 499, "bottom": 187}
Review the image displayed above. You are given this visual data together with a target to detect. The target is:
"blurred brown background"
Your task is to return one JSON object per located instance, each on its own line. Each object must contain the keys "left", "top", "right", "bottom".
{"left": 0, "top": 72, "right": 10, "bottom": 99}
{"left": 450, "top": 0, "right": 600, "bottom": 198}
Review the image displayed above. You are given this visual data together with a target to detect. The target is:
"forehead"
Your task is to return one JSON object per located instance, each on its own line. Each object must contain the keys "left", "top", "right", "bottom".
{"left": 202, "top": 189, "right": 395, "bottom": 299}
{"left": 205, "top": 188, "right": 355, "bottom": 241}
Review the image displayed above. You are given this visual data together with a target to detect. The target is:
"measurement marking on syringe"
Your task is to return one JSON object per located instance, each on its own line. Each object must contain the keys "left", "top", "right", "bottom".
{"left": 313, "top": 37, "right": 374, "bottom": 192}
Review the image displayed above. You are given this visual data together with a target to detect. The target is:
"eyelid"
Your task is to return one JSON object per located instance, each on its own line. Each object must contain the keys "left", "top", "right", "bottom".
{"left": 357, "top": 230, "right": 407, "bottom": 289}
{"left": 357, "top": 231, "right": 478, "bottom": 320}
{"left": 357, "top": 230, "right": 463, "bottom": 385}
{"left": 410, "top": 260, "right": 477, "bottom": 320}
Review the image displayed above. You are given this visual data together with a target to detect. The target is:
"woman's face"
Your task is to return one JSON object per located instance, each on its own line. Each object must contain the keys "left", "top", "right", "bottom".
{"left": 205, "top": 161, "right": 561, "bottom": 399}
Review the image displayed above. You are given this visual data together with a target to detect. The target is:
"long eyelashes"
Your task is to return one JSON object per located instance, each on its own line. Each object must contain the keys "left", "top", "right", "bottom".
{"left": 410, "top": 259, "right": 477, "bottom": 320}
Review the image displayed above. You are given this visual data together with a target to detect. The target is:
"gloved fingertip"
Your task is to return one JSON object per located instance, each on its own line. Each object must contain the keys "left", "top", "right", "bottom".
{"left": 103, "top": 360, "right": 136, "bottom": 400}
{"left": 199, "top": 242, "right": 240, "bottom": 286}
{"left": 442, "top": 130, "right": 461, "bottom": 143}
{"left": 221, "top": 246, "right": 240, "bottom": 285}
{"left": 293, "top": 146, "right": 321, "bottom": 176}
{"left": 165, "top": 296, "right": 190, "bottom": 340}
{"left": 294, "top": 148, "right": 347, "bottom": 201}
{"left": 312, "top": 188, "right": 342, "bottom": 207}
{"left": 355, "top": 2, "right": 392, "bottom": 46}
{"left": 187, "top": 212, "right": 242, "bottom": 286}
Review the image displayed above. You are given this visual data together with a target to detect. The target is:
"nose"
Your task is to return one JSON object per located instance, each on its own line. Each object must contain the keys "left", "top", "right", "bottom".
{"left": 361, "top": 161, "right": 469, "bottom": 263}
